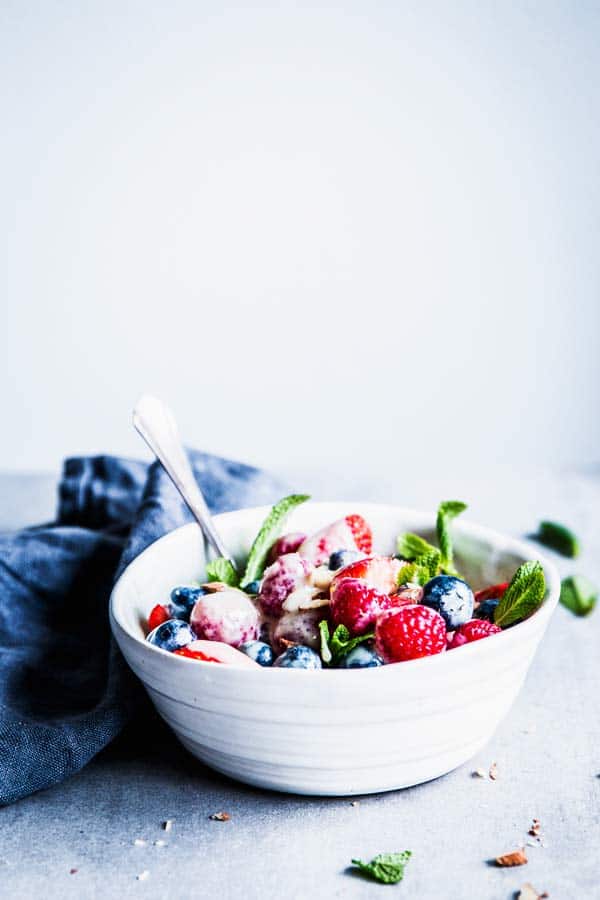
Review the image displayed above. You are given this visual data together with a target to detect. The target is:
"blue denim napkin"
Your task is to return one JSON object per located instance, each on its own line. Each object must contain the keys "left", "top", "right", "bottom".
{"left": 0, "top": 453, "right": 285, "bottom": 806}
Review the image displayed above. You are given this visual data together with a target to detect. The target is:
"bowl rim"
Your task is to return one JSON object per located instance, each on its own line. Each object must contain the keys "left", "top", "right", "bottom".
{"left": 109, "top": 501, "right": 561, "bottom": 679}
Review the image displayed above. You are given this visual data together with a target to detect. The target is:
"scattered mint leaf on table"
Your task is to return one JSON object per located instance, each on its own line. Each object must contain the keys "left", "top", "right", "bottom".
{"left": 436, "top": 500, "right": 467, "bottom": 576}
{"left": 397, "top": 532, "right": 436, "bottom": 560}
{"left": 494, "top": 561, "right": 546, "bottom": 628}
{"left": 205, "top": 557, "right": 239, "bottom": 587}
{"left": 351, "top": 851, "right": 412, "bottom": 884}
{"left": 318, "top": 622, "right": 374, "bottom": 665}
{"left": 534, "top": 520, "right": 580, "bottom": 558}
{"left": 241, "top": 494, "right": 310, "bottom": 587}
{"left": 560, "top": 575, "right": 597, "bottom": 616}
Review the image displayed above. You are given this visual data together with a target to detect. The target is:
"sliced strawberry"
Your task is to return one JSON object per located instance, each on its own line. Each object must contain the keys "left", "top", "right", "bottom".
{"left": 298, "top": 515, "right": 372, "bottom": 566}
{"left": 345, "top": 514, "right": 372, "bottom": 555}
{"left": 173, "top": 647, "right": 222, "bottom": 663}
{"left": 148, "top": 603, "right": 170, "bottom": 632}
{"left": 474, "top": 582, "right": 509, "bottom": 604}
{"left": 330, "top": 555, "right": 402, "bottom": 597}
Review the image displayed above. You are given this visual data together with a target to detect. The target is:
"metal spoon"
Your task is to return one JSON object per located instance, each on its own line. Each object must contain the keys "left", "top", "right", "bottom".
{"left": 133, "top": 394, "right": 236, "bottom": 569}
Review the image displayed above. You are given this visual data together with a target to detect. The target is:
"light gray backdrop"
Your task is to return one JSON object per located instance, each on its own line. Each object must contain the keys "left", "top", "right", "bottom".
{"left": 2, "top": 1, "right": 599, "bottom": 477}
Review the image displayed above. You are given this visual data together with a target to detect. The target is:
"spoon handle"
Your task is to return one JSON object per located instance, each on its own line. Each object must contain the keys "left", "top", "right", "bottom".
{"left": 133, "top": 394, "right": 236, "bottom": 567}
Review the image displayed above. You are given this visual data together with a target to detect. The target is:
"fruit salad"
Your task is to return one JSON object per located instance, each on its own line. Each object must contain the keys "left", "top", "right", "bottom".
{"left": 145, "top": 495, "right": 547, "bottom": 669}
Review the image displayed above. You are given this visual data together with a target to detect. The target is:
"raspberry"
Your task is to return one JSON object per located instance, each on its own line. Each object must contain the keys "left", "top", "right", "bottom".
{"left": 330, "top": 577, "right": 393, "bottom": 635}
{"left": 375, "top": 605, "right": 447, "bottom": 662}
{"left": 148, "top": 603, "right": 170, "bottom": 632}
{"left": 448, "top": 619, "right": 501, "bottom": 648}
{"left": 345, "top": 514, "right": 373, "bottom": 555}
{"left": 258, "top": 553, "right": 314, "bottom": 617}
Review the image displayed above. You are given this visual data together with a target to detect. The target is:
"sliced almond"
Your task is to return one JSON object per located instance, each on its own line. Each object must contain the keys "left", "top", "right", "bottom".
{"left": 517, "top": 883, "right": 548, "bottom": 900}
{"left": 489, "top": 762, "right": 498, "bottom": 780}
{"left": 495, "top": 848, "right": 527, "bottom": 867}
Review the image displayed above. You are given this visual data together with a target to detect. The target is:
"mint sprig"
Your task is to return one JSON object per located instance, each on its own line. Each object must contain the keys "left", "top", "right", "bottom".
{"left": 397, "top": 532, "right": 437, "bottom": 560}
{"left": 494, "top": 561, "right": 546, "bottom": 628}
{"left": 397, "top": 548, "right": 442, "bottom": 587}
{"left": 319, "top": 621, "right": 374, "bottom": 665}
{"left": 205, "top": 557, "right": 239, "bottom": 587}
{"left": 241, "top": 494, "right": 310, "bottom": 588}
{"left": 535, "top": 520, "right": 580, "bottom": 558}
{"left": 560, "top": 575, "right": 597, "bottom": 617}
{"left": 351, "top": 851, "right": 412, "bottom": 885}
{"left": 436, "top": 500, "right": 467, "bottom": 575}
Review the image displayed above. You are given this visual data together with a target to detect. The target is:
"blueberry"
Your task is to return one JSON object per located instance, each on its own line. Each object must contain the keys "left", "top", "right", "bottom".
{"left": 240, "top": 640, "right": 274, "bottom": 667}
{"left": 243, "top": 580, "right": 261, "bottom": 596}
{"left": 170, "top": 585, "right": 204, "bottom": 621}
{"left": 474, "top": 598, "right": 499, "bottom": 622}
{"left": 337, "top": 645, "right": 384, "bottom": 668}
{"left": 422, "top": 575, "right": 474, "bottom": 631}
{"left": 328, "top": 549, "right": 362, "bottom": 571}
{"left": 147, "top": 618, "right": 196, "bottom": 652}
{"left": 273, "top": 645, "right": 322, "bottom": 669}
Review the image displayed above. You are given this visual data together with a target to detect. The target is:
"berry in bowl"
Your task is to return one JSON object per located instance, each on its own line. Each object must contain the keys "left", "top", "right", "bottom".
{"left": 110, "top": 497, "right": 560, "bottom": 795}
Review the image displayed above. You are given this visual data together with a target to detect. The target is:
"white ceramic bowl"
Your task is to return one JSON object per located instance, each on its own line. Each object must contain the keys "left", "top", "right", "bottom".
{"left": 110, "top": 502, "right": 560, "bottom": 796}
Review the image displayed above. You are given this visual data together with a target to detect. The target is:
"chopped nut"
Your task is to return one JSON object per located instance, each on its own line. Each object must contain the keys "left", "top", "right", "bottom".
{"left": 133, "top": 839, "right": 147, "bottom": 847}
{"left": 162, "top": 820, "right": 174, "bottom": 832}
{"left": 528, "top": 818, "right": 542, "bottom": 836}
{"left": 209, "top": 811, "right": 231, "bottom": 821}
{"left": 495, "top": 848, "right": 527, "bottom": 867}
{"left": 153, "top": 840, "right": 166, "bottom": 847}
{"left": 517, "top": 883, "right": 548, "bottom": 900}
{"left": 472, "top": 768, "right": 487, "bottom": 778}
{"left": 136, "top": 870, "right": 150, "bottom": 881}
{"left": 489, "top": 762, "right": 498, "bottom": 780}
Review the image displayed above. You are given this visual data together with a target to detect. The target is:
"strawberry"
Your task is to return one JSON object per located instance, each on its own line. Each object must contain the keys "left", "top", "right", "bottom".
{"left": 345, "top": 514, "right": 373, "bottom": 555}
{"left": 329, "top": 578, "right": 394, "bottom": 635}
{"left": 298, "top": 515, "right": 372, "bottom": 566}
{"left": 474, "top": 582, "right": 509, "bottom": 604}
{"left": 176, "top": 639, "right": 262, "bottom": 667}
{"left": 375, "top": 605, "right": 447, "bottom": 662}
{"left": 148, "top": 603, "right": 170, "bottom": 632}
{"left": 330, "top": 555, "right": 402, "bottom": 597}
{"left": 173, "top": 647, "right": 222, "bottom": 663}
{"left": 268, "top": 532, "right": 308, "bottom": 563}
{"left": 447, "top": 619, "right": 501, "bottom": 648}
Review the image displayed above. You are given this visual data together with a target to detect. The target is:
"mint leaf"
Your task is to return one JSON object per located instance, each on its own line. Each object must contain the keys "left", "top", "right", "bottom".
{"left": 560, "top": 575, "right": 597, "bottom": 616}
{"left": 436, "top": 500, "right": 467, "bottom": 575}
{"left": 318, "top": 621, "right": 374, "bottom": 665}
{"left": 351, "top": 851, "right": 412, "bottom": 885}
{"left": 397, "top": 549, "right": 442, "bottom": 586}
{"left": 494, "top": 561, "right": 546, "bottom": 627}
{"left": 397, "top": 562, "right": 429, "bottom": 586}
{"left": 205, "top": 557, "right": 239, "bottom": 587}
{"left": 241, "top": 494, "right": 310, "bottom": 587}
{"left": 319, "top": 620, "right": 332, "bottom": 664}
{"left": 397, "top": 532, "right": 436, "bottom": 560}
{"left": 535, "top": 521, "right": 580, "bottom": 558}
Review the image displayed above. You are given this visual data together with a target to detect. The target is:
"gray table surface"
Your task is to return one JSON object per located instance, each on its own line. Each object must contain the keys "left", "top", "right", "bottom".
{"left": 1, "top": 465, "right": 599, "bottom": 900}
